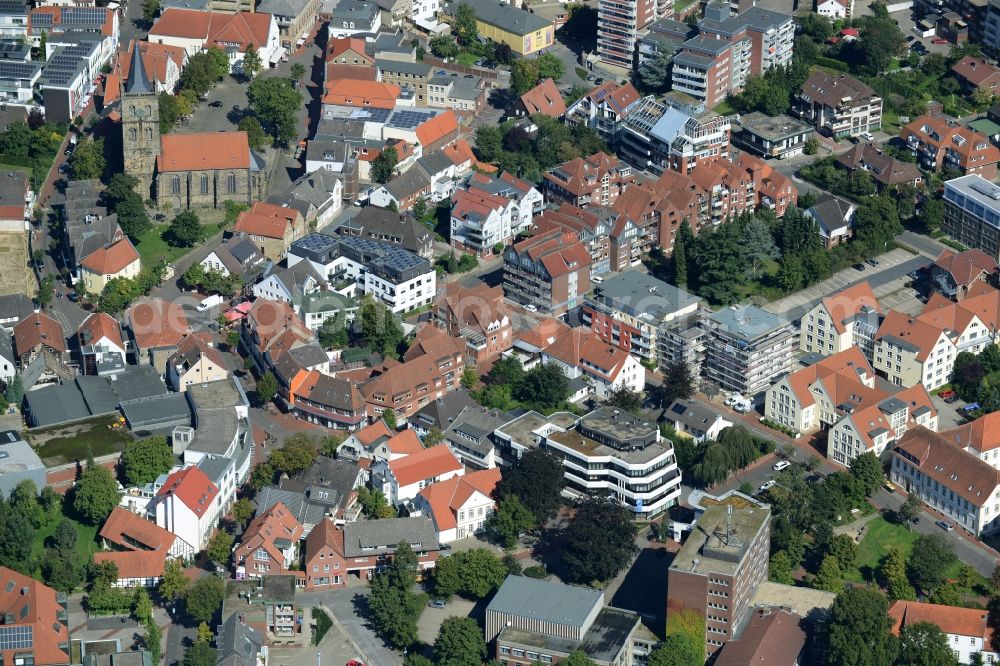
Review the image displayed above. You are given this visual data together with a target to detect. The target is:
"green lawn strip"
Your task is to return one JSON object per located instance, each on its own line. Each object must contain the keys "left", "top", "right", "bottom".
{"left": 28, "top": 414, "right": 132, "bottom": 466}
{"left": 134, "top": 221, "right": 226, "bottom": 267}
{"left": 456, "top": 52, "right": 477, "bottom": 67}
{"left": 31, "top": 516, "right": 99, "bottom": 562}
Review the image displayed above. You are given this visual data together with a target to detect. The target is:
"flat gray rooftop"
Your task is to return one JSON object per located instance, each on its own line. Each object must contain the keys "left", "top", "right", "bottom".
{"left": 187, "top": 378, "right": 245, "bottom": 410}
{"left": 670, "top": 499, "right": 770, "bottom": 577}
{"left": 738, "top": 112, "right": 812, "bottom": 141}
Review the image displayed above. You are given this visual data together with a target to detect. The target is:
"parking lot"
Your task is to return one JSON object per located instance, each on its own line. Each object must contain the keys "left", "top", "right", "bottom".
{"left": 416, "top": 597, "right": 478, "bottom": 645}
{"left": 763, "top": 248, "right": 928, "bottom": 322}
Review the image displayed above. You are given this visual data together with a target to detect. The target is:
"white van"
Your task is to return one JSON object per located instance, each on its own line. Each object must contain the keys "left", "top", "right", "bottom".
{"left": 197, "top": 294, "right": 224, "bottom": 311}
{"left": 772, "top": 460, "right": 791, "bottom": 472}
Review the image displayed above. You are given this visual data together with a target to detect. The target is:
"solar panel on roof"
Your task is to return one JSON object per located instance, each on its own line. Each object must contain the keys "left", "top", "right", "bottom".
{"left": 0, "top": 625, "right": 33, "bottom": 651}
{"left": 670, "top": 402, "right": 687, "bottom": 415}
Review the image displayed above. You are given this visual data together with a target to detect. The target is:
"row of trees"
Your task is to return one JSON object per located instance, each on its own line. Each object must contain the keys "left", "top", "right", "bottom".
{"left": 97, "top": 260, "right": 167, "bottom": 314}
{"left": 474, "top": 115, "right": 608, "bottom": 183}
{"left": 181, "top": 263, "right": 244, "bottom": 298}
{"left": 0, "top": 115, "right": 65, "bottom": 188}
{"left": 672, "top": 425, "right": 774, "bottom": 487}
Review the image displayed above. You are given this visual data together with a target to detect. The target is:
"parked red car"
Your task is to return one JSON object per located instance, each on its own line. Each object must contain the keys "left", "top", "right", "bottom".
{"left": 939, "top": 389, "right": 957, "bottom": 402}
{"left": 932, "top": 38, "right": 949, "bottom": 44}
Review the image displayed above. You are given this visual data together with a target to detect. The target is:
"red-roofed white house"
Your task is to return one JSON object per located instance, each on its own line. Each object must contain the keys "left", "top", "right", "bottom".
{"left": 889, "top": 600, "right": 996, "bottom": 665}
{"left": 371, "top": 444, "right": 464, "bottom": 505}
{"left": 233, "top": 201, "right": 307, "bottom": 261}
{"left": 415, "top": 468, "right": 500, "bottom": 543}
{"left": 76, "top": 312, "right": 127, "bottom": 375}
{"left": 232, "top": 501, "right": 304, "bottom": 578}
{"left": 148, "top": 9, "right": 280, "bottom": 74}
{"left": 151, "top": 466, "right": 222, "bottom": 552}
{"left": 449, "top": 189, "right": 515, "bottom": 257}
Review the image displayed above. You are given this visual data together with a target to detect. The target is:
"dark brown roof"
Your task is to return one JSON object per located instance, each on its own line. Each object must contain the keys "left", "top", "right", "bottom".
{"left": 714, "top": 608, "right": 806, "bottom": 666}
{"left": 893, "top": 425, "right": 1000, "bottom": 508}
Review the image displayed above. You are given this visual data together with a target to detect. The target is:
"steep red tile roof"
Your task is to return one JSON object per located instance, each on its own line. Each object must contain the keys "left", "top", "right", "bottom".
{"left": 386, "top": 430, "right": 424, "bottom": 455}
{"left": 120, "top": 39, "right": 187, "bottom": 87}
{"left": 94, "top": 550, "right": 168, "bottom": 581}
{"left": 819, "top": 281, "right": 882, "bottom": 334}
{"left": 934, "top": 248, "right": 997, "bottom": 286}
{"left": 234, "top": 201, "right": 302, "bottom": 239}
{"left": 326, "top": 63, "right": 379, "bottom": 82}
{"left": 944, "top": 411, "right": 1000, "bottom": 453}
{"left": 234, "top": 501, "right": 304, "bottom": 569}
{"left": 875, "top": 310, "right": 946, "bottom": 362}
{"left": 13, "top": 313, "right": 66, "bottom": 355}
{"left": 518, "top": 78, "right": 566, "bottom": 117}
{"left": 100, "top": 507, "right": 176, "bottom": 552}
{"left": 167, "top": 334, "right": 227, "bottom": 373}
{"left": 387, "top": 444, "right": 462, "bottom": 487}
{"left": 323, "top": 79, "right": 400, "bottom": 108}
{"left": 326, "top": 37, "right": 372, "bottom": 64}
{"left": 354, "top": 420, "right": 394, "bottom": 447}
{"left": 304, "top": 517, "right": 345, "bottom": 562}
{"left": 415, "top": 110, "right": 458, "bottom": 149}
{"left": 77, "top": 312, "right": 124, "bottom": 350}
{"left": 129, "top": 297, "right": 189, "bottom": 350}
{"left": 418, "top": 468, "right": 501, "bottom": 531}
{"left": 951, "top": 56, "right": 1000, "bottom": 89}
{"left": 156, "top": 466, "right": 219, "bottom": 517}
{"left": 901, "top": 115, "right": 1000, "bottom": 172}
{"left": 889, "top": 600, "right": 993, "bottom": 641}
{"left": 80, "top": 238, "right": 140, "bottom": 275}
{"left": 0, "top": 567, "right": 69, "bottom": 666}
{"left": 150, "top": 9, "right": 273, "bottom": 54}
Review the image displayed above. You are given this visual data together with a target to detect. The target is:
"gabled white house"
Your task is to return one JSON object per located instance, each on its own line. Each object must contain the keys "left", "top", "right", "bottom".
{"left": 150, "top": 466, "right": 221, "bottom": 553}
{"left": 76, "top": 312, "right": 128, "bottom": 375}
{"left": 415, "top": 468, "right": 501, "bottom": 543}
{"left": 370, "top": 444, "right": 464, "bottom": 505}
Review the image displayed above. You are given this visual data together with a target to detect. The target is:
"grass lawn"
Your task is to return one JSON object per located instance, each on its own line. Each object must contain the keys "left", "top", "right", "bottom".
{"left": 843, "top": 518, "right": 990, "bottom": 598}
{"left": 31, "top": 514, "right": 99, "bottom": 562}
{"left": 134, "top": 219, "right": 227, "bottom": 268}
{"left": 27, "top": 414, "right": 132, "bottom": 466}
{"left": 456, "top": 52, "right": 478, "bottom": 67}
{"left": 712, "top": 99, "right": 737, "bottom": 115}
{"left": 0, "top": 163, "right": 32, "bottom": 178}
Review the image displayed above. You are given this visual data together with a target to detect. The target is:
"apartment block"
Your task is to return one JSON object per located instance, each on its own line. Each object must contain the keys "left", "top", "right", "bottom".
{"left": 582, "top": 270, "right": 700, "bottom": 361}
{"left": 668, "top": 492, "right": 771, "bottom": 656}
{"left": 794, "top": 71, "right": 882, "bottom": 138}
{"left": 532, "top": 205, "right": 613, "bottom": 276}
{"left": 543, "top": 152, "right": 636, "bottom": 209}
{"left": 502, "top": 230, "right": 591, "bottom": 314}
{"left": 799, "top": 281, "right": 882, "bottom": 357}
{"left": 564, "top": 81, "right": 642, "bottom": 143}
{"left": 902, "top": 115, "right": 1000, "bottom": 178}
{"left": 703, "top": 304, "right": 796, "bottom": 396}
{"left": 597, "top": 0, "right": 660, "bottom": 69}
{"left": 943, "top": 175, "right": 1000, "bottom": 261}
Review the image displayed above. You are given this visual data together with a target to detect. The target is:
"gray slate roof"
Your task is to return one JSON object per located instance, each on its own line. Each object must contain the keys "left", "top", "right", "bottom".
{"left": 343, "top": 517, "right": 439, "bottom": 557}
{"left": 487, "top": 575, "right": 603, "bottom": 629}
{"left": 447, "top": 0, "right": 551, "bottom": 36}
{"left": 0, "top": 295, "right": 34, "bottom": 325}
{"left": 216, "top": 613, "right": 263, "bottom": 666}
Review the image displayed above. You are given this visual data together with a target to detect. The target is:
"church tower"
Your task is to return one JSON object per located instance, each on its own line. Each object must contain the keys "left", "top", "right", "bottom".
{"left": 120, "top": 45, "right": 160, "bottom": 198}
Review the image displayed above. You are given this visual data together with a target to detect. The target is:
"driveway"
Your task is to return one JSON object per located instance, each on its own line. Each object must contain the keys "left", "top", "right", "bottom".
{"left": 417, "top": 597, "right": 477, "bottom": 645}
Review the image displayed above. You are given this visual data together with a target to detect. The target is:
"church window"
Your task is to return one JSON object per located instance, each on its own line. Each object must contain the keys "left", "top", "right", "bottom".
{"left": 146, "top": 105, "right": 152, "bottom": 116}
{"left": 171, "top": 175, "right": 180, "bottom": 194}
{"left": 145, "top": 127, "right": 152, "bottom": 140}
{"left": 129, "top": 105, "right": 135, "bottom": 116}
{"left": 227, "top": 173, "right": 236, "bottom": 193}
{"left": 129, "top": 128, "right": 137, "bottom": 141}
{"left": 200, "top": 174, "right": 209, "bottom": 194}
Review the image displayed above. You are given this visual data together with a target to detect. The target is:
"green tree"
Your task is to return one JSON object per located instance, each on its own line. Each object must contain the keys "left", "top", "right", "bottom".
{"left": 37, "top": 275, "right": 54, "bottom": 307}
{"left": 369, "top": 572, "right": 419, "bottom": 647}
{"left": 41, "top": 550, "right": 81, "bottom": 592}
{"left": 660, "top": 361, "right": 695, "bottom": 408}
{"left": 372, "top": 147, "right": 399, "bottom": 184}
{"left": 907, "top": 534, "right": 956, "bottom": 593}
{"left": 637, "top": 48, "right": 672, "bottom": 92}
{"left": 159, "top": 92, "right": 181, "bottom": 133}
{"left": 768, "top": 551, "right": 794, "bottom": 585}
{"left": 813, "top": 555, "right": 843, "bottom": 592}
{"left": 241, "top": 44, "right": 262, "bottom": 79}
{"left": 742, "top": 217, "right": 779, "bottom": 281}
{"left": 167, "top": 210, "right": 204, "bottom": 247}
{"left": 159, "top": 558, "right": 188, "bottom": 602}
{"left": 928, "top": 583, "right": 963, "bottom": 606}
{"left": 919, "top": 197, "right": 944, "bottom": 233}
{"left": 121, "top": 436, "right": 173, "bottom": 486}
{"left": 52, "top": 518, "right": 78, "bottom": 553}
{"left": 495, "top": 448, "right": 565, "bottom": 522}
{"left": 825, "top": 587, "right": 897, "bottom": 666}
{"left": 144, "top": 618, "right": 162, "bottom": 664}
{"left": 897, "top": 621, "right": 958, "bottom": 666}
{"left": 232, "top": 498, "right": 255, "bottom": 528}
{"left": 290, "top": 62, "right": 306, "bottom": 81}
{"left": 429, "top": 35, "right": 459, "bottom": 58}
{"left": 383, "top": 409, "right": 397, "bottom": 430}
{"left": 671, "top": 224, "right": 689, "bottom": 287}
{"left": 69, "top": 138, "right": 105, "bottom": 180}
{"left": 461, "top": 367, "right": 479, "bottom": 390}
{"left": 184, "top": 576, "right": 225, "bottom": 625}
{"left": 359, "top": 297, "right": 404, "bottom": 357}
{"left": 73, "top": 461, "right": 120, "bottom": 525}
{"left": 536, "top": 53, "right": 565, "bottom": 81}
{"left": 11, "top": 480, "right": 44, "bottom": 527}
{"left": 206, "top": 530, "right": 234, "bottom": 564}
{"left": 433, "top": 552, "right": 463, "bottom": 598}
{"left": 487, "top": 495, "right": 536, "bottom": 548}
{"left": 433, "top": 616, "right": 487, "bottom": 666}
{"left": 474, "top": 125, "right": 503, "bottom": 163}
{"left": 511, "top": 59, "right": 540, "bottom": 95}
{"left": 827, "top": 534, "right": 858, "bottom": 570}
{"left": 141, "top": 0, "right": 159, "bottom": 24}
{"left": 513, "top": 363, "right": 569, "bottom": 410}
{"left": 453, "top": 2, "right": 478, "bottom": 46}
{"left": 5, "top": 375, "right": 23, "bottom": 405}
{"left": 880, "top": 547, "right": 916, "bottom": 601}
{"left": 457, "top": 549, "right": 508, "bottom": 599}
{"left": 247, "top": 77, "right": 302, "bottom": 145}
{"left": 133, "top": 587, "right": 153, "bottom": 622}
{"left": 256, "top": 371, "right": 277, "bottom": 405}
{"left": 854, "top": 195, "right": 901, "bottom": 251}
{"left": 237, "top": 116, "right": 268, "bottom": 151}
{"left": 647, "top": 635, "right": 702, "bottom": 666}
{"left": 197, "top": 622, "right": 213, "bottom": 644}
{"left": 897, "top": 493, "right": 923, "bottom": 527}
{"left": 358, "top": 486, "right": 395, "bottom": 519}
{"left": 115, "top": 195, "right": 151, "bottom": 239}
{"left": 98, "top": 277, "right": 139, "bottom": 315}
{"left": 606, "top": 387, "right": 644, "bottom": 415}
{"left": 804, "top": 136, "right": 819, "bottom": 155}
{"left": 562, "top": 497, "right": 637, "bottom": 584}
{"left": 849, "top": 451, "right": 884, "bottom": 496}
{"left": 183, "top": 640, "right": 217, "bottom": 666}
